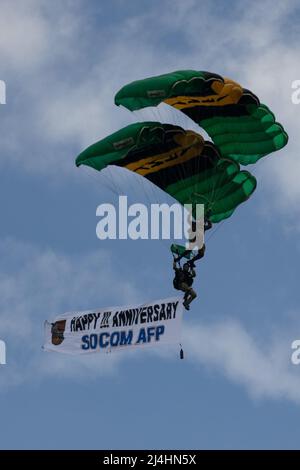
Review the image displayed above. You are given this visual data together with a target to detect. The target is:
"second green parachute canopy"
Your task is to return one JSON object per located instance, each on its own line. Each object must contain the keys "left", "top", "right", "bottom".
{"left": 115, "top": 70, "right": 288, "bottom": 165}
{"left": 76, "top": 122, "right": 256, "bottom": 223}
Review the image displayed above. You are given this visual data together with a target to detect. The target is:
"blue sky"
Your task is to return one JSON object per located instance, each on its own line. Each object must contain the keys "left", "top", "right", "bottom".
{"left": 0, "top": 0, "right": 300, "bottom": 450}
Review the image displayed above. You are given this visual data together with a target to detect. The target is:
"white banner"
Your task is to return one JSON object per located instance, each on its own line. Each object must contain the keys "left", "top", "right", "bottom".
{"left": 43, "top": 297, "right": 183, "bottom": 355}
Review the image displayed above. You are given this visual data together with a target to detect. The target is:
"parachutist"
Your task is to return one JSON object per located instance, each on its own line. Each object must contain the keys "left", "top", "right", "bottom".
{"left": 173, "top": 260, "right": 197, "bottom": 310}
{"left": 172, "top": 243, "right": 207, "bottom": 310}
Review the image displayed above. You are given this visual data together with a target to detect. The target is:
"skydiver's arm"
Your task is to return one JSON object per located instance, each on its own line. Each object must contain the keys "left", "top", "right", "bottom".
{"left": 190, "top": 244, "right": 206, "bottom": 263}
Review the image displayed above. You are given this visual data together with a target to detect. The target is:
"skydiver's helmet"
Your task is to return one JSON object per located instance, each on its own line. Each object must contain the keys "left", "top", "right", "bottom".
{"left": 183, "top": 263, "right": 190, "bottom": 272}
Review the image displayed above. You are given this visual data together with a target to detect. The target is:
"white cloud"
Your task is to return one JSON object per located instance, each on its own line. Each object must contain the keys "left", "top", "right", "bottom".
{"left": 0, "top": 0, "right": 50, "bottom": 69}
{"left": 184, "top": 318, "right": 300, "bottom": 404}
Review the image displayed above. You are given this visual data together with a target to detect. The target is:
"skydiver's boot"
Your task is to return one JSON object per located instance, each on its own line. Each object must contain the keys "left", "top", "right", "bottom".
{"left": 184, "top": 289, "right": 197, "bottom": 310}
{"left": 183, "top": 291, "right": 190, "bottom": 310}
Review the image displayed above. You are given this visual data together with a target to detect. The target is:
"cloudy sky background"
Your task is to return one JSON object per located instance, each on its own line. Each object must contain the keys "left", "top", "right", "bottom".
{"left": 0, "top": 0, "right": 300, "bottom": 449}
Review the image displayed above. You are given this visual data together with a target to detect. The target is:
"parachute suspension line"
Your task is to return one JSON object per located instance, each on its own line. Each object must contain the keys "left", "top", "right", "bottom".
{"left": 119, "top": 166, "right": 150, "bottom": 210}
{"left": 106, "top": 166, "right": 121, "bottom": 196}
{"left": 192, "top": 154, "right": 228, "bottom": 245}
{"left": 102, "top": 169, "right": 118, "bottom": 196}
{"left": 85, "top": 163, "right": 173, "bottom": 252}
{"left": 206, "top": 159, "right": 226, "bottom": 218}
{"left": 81, "top": 165, "right": 119, "bottom": 196}
{"left": 206, "top": 217, "right": 227, "bottom": 242}
{"left": 203, "top": 142, "right": 269, "bottom": 245}
{"left": 146, "top": 135, "right": 180, "bottom": 251}
{"left": 139, "top": 178, "right": 172, "bottom": 251}
{"left": 137, "top": 172, "right": 155, "bottom": 211}
{"left": 115, "top": 109, "right": 157, "bottom": 210}
{"left": 197, "top": 162, "right": 228, "bottom": 243}
{"left": 194, "top": 148, "right": 207, "bottom": 218}
{"left": 204, "top": 156, "right": 267, "bottom": 245}
{"left": 205, "top": 148, "right": 268, "bottom": 244}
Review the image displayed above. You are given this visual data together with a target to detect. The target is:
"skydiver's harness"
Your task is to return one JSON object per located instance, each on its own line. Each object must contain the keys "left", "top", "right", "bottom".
{"left": 173, "top": 261, "right": 194, "bottom": 290}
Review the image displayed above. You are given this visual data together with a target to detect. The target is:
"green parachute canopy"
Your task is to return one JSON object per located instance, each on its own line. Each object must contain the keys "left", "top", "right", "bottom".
{"left": 115, "top": 70, "right": 288, "bottom": 165}
{"left": 76, "top": 122, "right": 256, "bottom": 223}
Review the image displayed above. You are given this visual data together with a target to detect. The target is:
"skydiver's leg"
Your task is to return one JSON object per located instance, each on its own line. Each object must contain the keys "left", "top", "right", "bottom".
{"left": 180, "top": 284, "right": 197, "bottom": 309}
{"left": 179, "top": 283, "right": 190, "bottom": 309}
{"left": 180, "top": 283, "right": 189, "bottom": 296}
{"left": 185, "top": 287, "right": 197, "bottom": 307}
